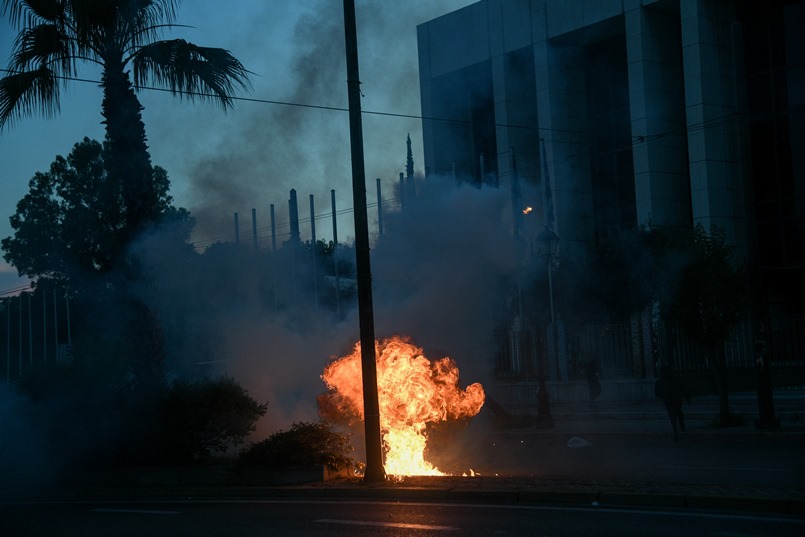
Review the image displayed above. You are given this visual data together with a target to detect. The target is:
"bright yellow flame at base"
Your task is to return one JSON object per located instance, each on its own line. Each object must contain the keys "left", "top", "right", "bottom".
{"left": 319, "top": 335, "right": 485, "bottom": 477}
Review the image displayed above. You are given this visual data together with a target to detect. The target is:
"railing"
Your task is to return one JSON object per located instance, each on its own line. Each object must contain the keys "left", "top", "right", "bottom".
{"left": 494, "top": 327, "right": 541, "bottom": 380}
{"left": 573, "top": 324, "right": 634, "bottom": 378}
{"left": 770, "top": 315, "right": 805, "bottom": 366}
{"left": 494, "top": 314, "right": 803, "bottom": 386}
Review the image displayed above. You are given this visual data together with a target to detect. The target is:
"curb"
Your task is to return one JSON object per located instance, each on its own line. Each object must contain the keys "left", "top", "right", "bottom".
{"left": 293, "top": 485, "right": 804, "bottom": 515}
{"left": 18, "top": 484, "right": 798, "bottom": 516}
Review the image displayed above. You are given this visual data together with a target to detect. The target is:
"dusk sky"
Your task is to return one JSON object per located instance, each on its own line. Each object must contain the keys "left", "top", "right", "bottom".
{"left": 0, "top": 0, "right": 476, "bottom": 294}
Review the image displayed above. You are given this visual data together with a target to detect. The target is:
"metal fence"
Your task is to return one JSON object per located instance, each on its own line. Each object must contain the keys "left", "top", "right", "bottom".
{"left": 770, "top": 315, "right": 805, "bottom": 366}
{"left": 494, "top": 327, "right": 541, "bottom": 380}
{"left": 495, "top": 314, "right": 804, "bottom": 384}
{"left": 573, "top": 324, "right": 634, "bottom": 379}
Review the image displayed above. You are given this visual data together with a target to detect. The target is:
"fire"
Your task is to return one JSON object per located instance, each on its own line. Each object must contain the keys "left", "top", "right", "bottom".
{"left": 319, "top": 335, "right": 485, "bottom": 477}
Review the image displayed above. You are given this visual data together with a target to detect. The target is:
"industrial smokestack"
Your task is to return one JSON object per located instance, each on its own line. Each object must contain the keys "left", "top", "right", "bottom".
{"left": 376, "top": 178, "right": 384, "bottom": 237}
{"left": 270, "top": 204, "right": 277, "bottom": 252}
{"left": 234, "top": 212, "right": 240, "bottom": 244}
{"left": 252, "top": 208, "right": 258, "bottom": 253}
{"left": 289, "top": 189, "right": 300, "bottom": 244}
{"left": 270, "top": 203, "right": 277, "bottom": 309}
{"left": 288, "top": 191, "right": 300, "bottom": 302}
{"left": 331, "top": 189, "right": 341, "bottom": 318}
{"left": 310, "top": 194, "right": 319, "bottom": 312}
{"left": 406, "top": 134, "right": 416, "bottom": 203}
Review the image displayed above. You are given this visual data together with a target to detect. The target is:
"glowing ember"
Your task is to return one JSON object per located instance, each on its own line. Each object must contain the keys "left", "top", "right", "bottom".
{"left": 319, "top": 335, "right": 485, "bottom": 477}
{"left": 522, "top": 206, "right": 533, "bottom": 214}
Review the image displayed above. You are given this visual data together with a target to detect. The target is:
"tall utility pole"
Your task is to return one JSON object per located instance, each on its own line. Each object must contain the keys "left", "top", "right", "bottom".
{"left": 342, "top": 0, "right": 385, "bottom": 483}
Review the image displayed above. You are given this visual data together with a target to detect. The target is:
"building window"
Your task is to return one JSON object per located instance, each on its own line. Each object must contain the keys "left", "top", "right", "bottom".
{"left": 586, "top": 36, "right": 636, "bottom": 240}
{"left": 741, "top": 0, "right": 805, "bottom": 267}
{"left": 428, "top": 61, "right": 495, "bottom": 184}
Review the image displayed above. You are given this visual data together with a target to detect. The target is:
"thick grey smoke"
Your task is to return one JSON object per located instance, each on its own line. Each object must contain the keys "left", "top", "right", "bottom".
{"left": 142, "top": 1, "right": 475, "bottom": 245}
{"left": 371, "top": 178, "right": 520, "bottom": 383}
{"left": 1, "top": 2, "right": 509, "bottom": 478}
{"left": 128, "top": 176, "right": 522, "bottom": 440}
{"left": 175, "top": 1, "right": 349, "bottom": 241}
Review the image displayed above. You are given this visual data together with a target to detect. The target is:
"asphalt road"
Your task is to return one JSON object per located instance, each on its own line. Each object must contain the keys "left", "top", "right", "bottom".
{"left": 2, "top": 498, "right": 802, "bottom": 536}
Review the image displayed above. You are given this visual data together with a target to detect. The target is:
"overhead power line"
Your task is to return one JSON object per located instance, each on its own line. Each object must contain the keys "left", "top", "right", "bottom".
{"left": 0, "top": 283, "right": 33, "bottom": 297}
{"left": 1, "top": 67, "right": 768, "bottom": 141}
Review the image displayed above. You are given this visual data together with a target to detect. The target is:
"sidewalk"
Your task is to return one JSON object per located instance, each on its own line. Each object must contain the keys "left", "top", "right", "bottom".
{"left": 6, "top": 392, "right": 804, "bottom": 516}
{"left": 293, "top": 391, "right": 805, "bottom": 514}
{"left": 546, "top": 390, "right": 805, "bottom": 429}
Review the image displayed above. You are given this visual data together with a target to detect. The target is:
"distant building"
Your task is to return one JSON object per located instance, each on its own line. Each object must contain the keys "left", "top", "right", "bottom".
{"left": 417, "top": 0, "right": 804, "bottom": 318}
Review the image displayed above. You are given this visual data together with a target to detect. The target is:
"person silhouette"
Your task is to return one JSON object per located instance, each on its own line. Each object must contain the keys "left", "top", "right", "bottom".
{"left": 654, "top": 366, "right": 690, "bottom": 440}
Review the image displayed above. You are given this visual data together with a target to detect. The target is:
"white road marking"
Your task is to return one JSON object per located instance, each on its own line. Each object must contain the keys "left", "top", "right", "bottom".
{"left": 317, "top": 518, "right": 458, "bottom": 531}
{"left": 92, "top": 508, "right": 180, "bottom": 515}
{"left": 655, "top": 465, "right": 790, "bottom": 473}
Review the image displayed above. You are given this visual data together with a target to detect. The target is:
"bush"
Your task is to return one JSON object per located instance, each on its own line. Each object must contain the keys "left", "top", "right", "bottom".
{"left": 239, "top": 421, "right": 356, "bottom": 470}
{"left": 157, "top": 377, "right": 268, "bottom": 464}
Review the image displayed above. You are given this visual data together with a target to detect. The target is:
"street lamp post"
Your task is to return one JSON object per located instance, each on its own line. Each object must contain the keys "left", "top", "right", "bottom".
{"left": 342, "top": 0, "right": 385, "bottom": 483}
{"left": 536, "top": 227, "right": 559, "bottom": 428}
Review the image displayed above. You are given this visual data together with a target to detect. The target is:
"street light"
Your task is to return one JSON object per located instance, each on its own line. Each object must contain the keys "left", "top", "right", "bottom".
{"left": 536, "top": 226, "right": 559, "bottom": 428}
{"left": 343, "top": 0, "right": 385, "bottom": 482}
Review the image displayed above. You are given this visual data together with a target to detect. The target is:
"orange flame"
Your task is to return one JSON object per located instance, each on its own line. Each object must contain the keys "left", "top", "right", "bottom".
{"left": 319, "top": 335, "right": 485, "bottom": 477}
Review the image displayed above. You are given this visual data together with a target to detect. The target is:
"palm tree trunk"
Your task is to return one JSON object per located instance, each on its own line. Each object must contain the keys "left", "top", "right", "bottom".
{"left": 101, "top": 58, "right": 165, "bottom": 391}
{"left": 101, "top": 60, "right": 159, "bottom": 243}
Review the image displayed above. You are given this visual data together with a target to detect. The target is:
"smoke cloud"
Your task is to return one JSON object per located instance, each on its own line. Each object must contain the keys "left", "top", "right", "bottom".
{"left": 2, "top": 1, "right": 514, "bottom": 483}
{"left": 141, "top": 1, "right": 475, "bottom": 246}
{"left": 372, "top": 178, "right": 520, "bottom": 382}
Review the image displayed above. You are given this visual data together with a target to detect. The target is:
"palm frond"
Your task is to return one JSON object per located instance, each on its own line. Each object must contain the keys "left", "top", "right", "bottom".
{"left": 117, "top": 0, "right": 179, "bottom": 24}
{"left": 115, "top": 0, "right": 179, "bottom": 49}
{"left": 0, "top": 66, "right": 60, "bottom": 129}
{"left": 2, "top": 0, "right": 63, "bottom": 27}
{"left": 10, "top": 23, "right": 76, "bottom": 75}
{"left": 132, "top": 39, "right": 252, "bottom": 109}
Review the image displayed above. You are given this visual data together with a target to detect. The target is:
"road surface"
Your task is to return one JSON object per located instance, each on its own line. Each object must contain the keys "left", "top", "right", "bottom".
{"left": 2, "top": 498, "right": 802, "bottom": 536}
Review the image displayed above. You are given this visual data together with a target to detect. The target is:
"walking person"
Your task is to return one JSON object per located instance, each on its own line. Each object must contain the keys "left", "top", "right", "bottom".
{"left": 654, "top": 366, "right": 690, "bottom": 440}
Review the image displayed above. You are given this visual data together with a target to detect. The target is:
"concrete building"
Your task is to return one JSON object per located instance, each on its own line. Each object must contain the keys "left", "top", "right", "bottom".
{"left": 417, "top": 0, "right": 804, "bottom": 321}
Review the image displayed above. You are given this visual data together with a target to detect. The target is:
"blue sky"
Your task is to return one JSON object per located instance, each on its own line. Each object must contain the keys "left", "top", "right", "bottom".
{"left": 0, "top": 0, "right": 476, "bottom": 294}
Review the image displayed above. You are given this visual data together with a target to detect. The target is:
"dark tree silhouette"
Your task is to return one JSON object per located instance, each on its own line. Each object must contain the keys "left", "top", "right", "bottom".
{"left": 1, "top": 137, "right": 195, "bottom": 391}
{"left": 1, "top": 0, "right": 250, "bottom": 390}
{"left": 1, "top": 137, "right": 192, "bottom": 286}
{"left": 654, "top": 223, "right": 747, "bottom": 425}
{"left": 0, "top": 0, "right": 251, "bottom": 238}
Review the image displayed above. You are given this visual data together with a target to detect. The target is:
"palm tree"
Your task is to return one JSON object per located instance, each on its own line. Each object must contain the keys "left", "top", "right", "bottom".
{"left": 1, "top": 1, "right": 251, "bottom": 391}
{"left": 0, "top": 0, "right": 251, "bottom": 237}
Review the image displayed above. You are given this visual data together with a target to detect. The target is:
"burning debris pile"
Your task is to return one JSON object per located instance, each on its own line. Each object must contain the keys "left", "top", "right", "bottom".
{"left": 318, "top": 335, "right": 485, "bottom": 477}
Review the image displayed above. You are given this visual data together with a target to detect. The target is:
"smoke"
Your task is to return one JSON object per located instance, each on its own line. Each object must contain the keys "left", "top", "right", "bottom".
{"left": 0, "top": 384, "right": 51, "bottom": 489}
{"left": 0, "top": 366, "right": 145, "bottom": 490}
{"left": 211, "top": 315, "right": 357, "bottom": 439}
{"left": 2, "top": 2, "right": 511, "bottom": 483}
{"left": 176, "top": 1, "right": 349, "bottom": 242}
{"left": 141, "top": 0, "right": 476, "bottom": 246}
{"left": 124, "top": 175, "right": 521, "bottom": 441}
{"left": 124, "top": 0, "right": 505, "bottom": 437}
{"left": 372, "top": 178, "right": 520, "bottom": 383}
{"left": 0, "top": 163, "right": 522, "bottom": 491}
